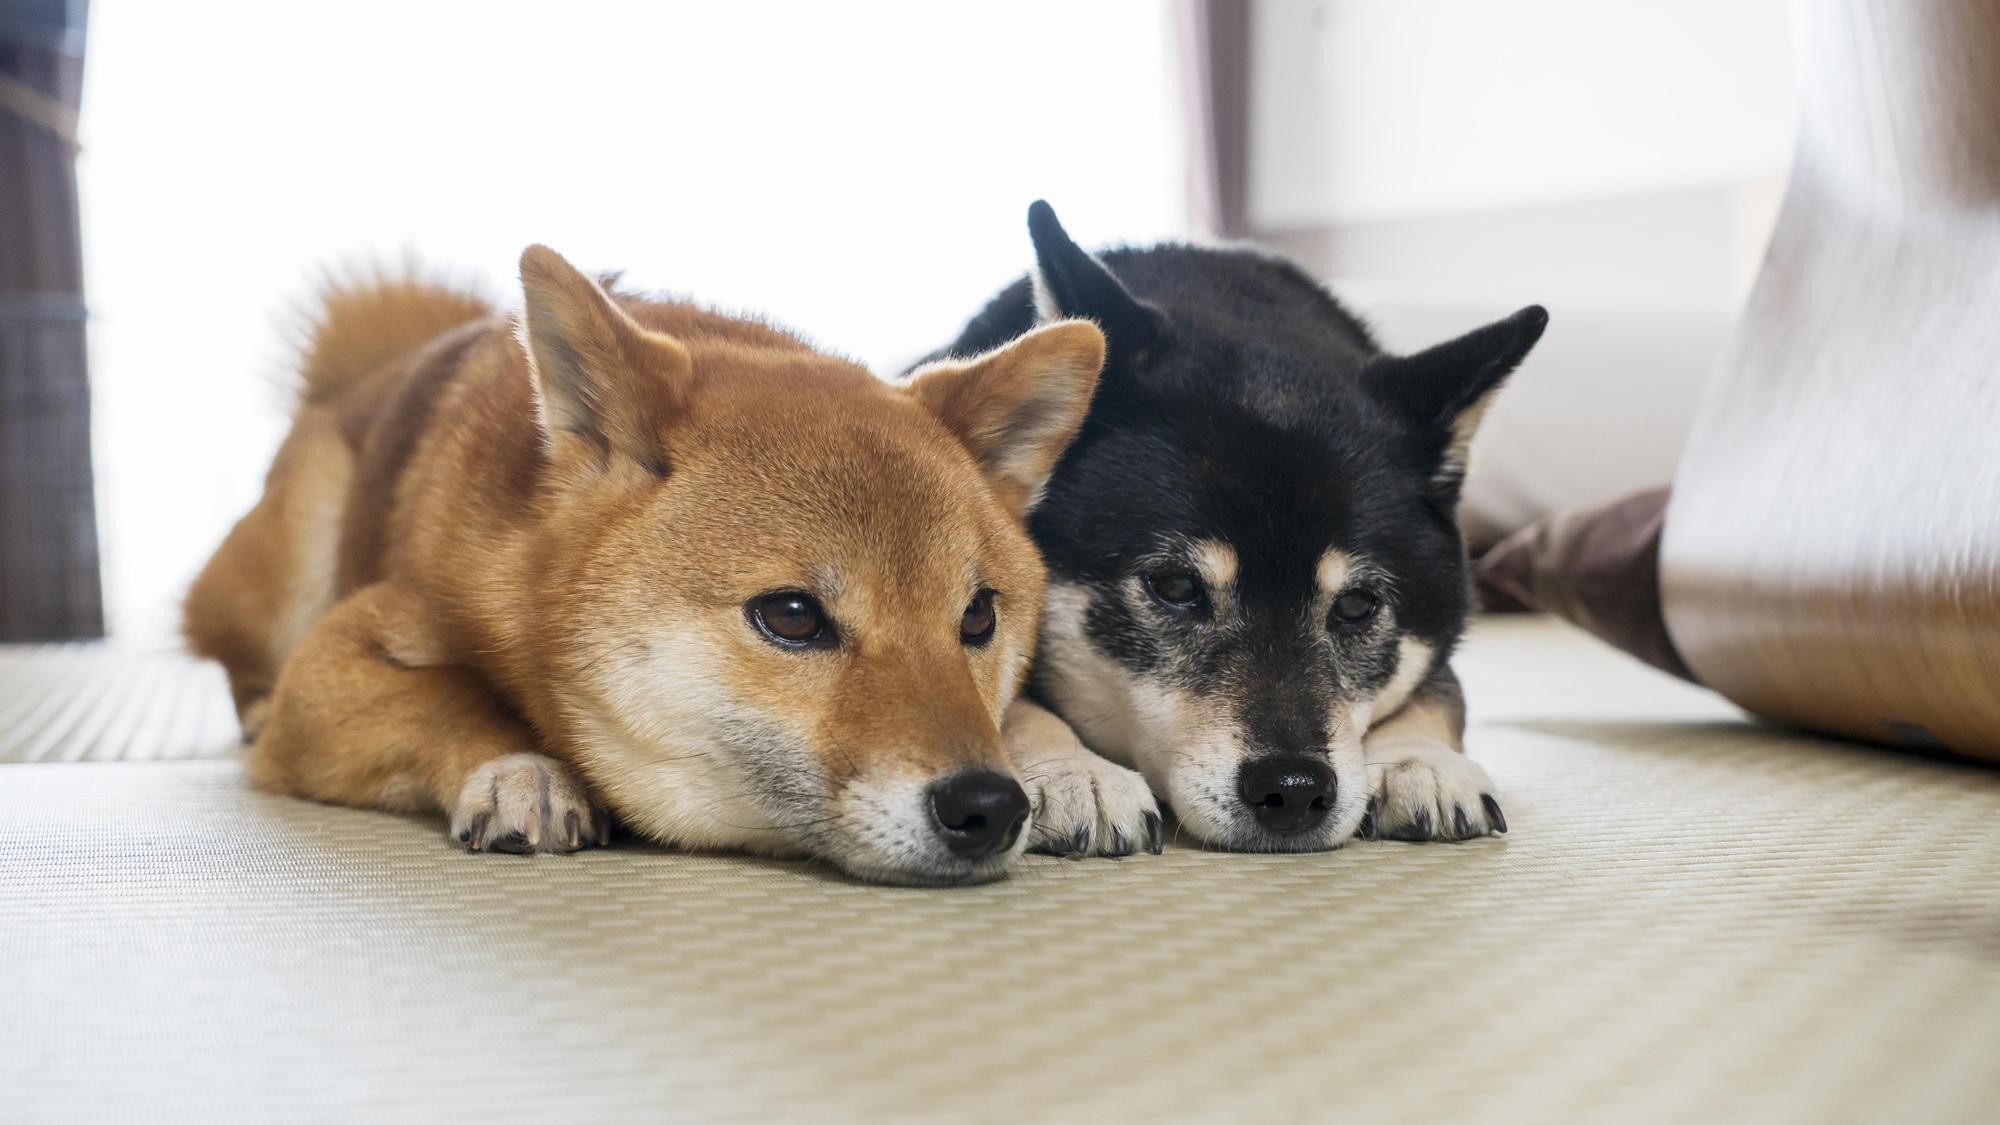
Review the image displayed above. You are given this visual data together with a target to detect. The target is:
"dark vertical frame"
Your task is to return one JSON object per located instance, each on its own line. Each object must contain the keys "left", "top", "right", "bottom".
{"left": 1177, "top": 0, "right": 1252, "bottom": 240}
{"left": 1, "top": 0, "right": 101, "bottom": 640}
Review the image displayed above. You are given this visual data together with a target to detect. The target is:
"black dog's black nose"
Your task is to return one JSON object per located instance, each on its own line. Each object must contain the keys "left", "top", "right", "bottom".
{"left": 928, "top": 771, "right": 1030, "bottom": 860}
{"left": 1238, "top": 755, "right": 1334, "bottom": 836}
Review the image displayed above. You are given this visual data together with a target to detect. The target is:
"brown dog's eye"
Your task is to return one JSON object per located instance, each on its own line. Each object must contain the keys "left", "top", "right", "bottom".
{"left": 1145, "top": 571, "right": 1204, "bottom": 609}
{"left": 749, "top": 591, "right": 831, "bottom": 648}
{"left": 961, "top": 589, "right": 997, "bottom": 646}
{"left": 1329, "top": 589, "right": 1381, "bottom": 629}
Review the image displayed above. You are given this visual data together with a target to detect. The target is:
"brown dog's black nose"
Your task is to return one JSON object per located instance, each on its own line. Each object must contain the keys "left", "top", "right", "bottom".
{"left": 1238, "top": 755, "right": 1334, "bottom": 836}
{"left": 928, "top": 771, "right": 1030, "bottom": 860}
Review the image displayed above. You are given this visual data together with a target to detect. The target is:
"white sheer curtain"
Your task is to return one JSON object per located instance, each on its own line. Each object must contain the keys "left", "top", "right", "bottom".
{"left": 80, "top": 0, "right": 1188, "bottom": 644}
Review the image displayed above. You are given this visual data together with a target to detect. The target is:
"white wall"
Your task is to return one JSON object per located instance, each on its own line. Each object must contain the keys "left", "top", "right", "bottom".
{"left": 79, "top": 0, "right": 1187, "bottom": 645}
{"left": 1250, "top": 0, "right": 1797, "bottom": 229}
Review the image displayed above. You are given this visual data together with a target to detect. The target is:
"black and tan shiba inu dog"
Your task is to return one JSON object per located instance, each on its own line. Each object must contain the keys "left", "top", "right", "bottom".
{"left": 924, "top": 203, "right": 1547, "bottom": 852}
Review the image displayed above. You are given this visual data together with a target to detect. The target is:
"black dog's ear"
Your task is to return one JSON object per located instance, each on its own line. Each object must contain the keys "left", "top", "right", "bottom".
{"left": 1365, "top": 305, "right": 1548, "bottom": 497}
{"left": 1027, "top": 200, "right": 1163, "bottom": 355}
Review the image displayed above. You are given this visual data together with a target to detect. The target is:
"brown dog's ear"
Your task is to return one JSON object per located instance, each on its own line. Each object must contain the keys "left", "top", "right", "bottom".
{"left": 517, "top": 244, "right": 689, "bottom": 473}
{"left": 906, "top": 319, "right": 1105, "bottom": 517}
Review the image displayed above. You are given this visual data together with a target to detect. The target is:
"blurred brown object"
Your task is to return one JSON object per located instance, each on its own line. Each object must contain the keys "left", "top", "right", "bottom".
{"left": 1, "top": 0, "right": 100, "bottom": 640}
{"left": 1477, "top": 487, "right": 1693, "bottom": 682}
{"left": 1661, "top": 0, "right": 2000, "bottom": 760}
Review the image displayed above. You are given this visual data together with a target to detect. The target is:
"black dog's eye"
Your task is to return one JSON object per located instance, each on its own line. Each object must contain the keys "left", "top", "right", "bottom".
{"left": 961, "top": 589, "right": 997, "bottom": 646}
{"left": 1145, "top": 571, "right": 1205, "bottom": 609}
{"left": 1329, "top": 589, "right": 1381, "bottom": 629}
{"left": 749, "top": 591, "right": 832, "bottom": 648}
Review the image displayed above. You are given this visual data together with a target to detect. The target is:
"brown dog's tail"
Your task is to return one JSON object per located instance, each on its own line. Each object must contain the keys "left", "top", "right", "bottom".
{"left": 295, "top": 271, "right": 493, "bottom": 406}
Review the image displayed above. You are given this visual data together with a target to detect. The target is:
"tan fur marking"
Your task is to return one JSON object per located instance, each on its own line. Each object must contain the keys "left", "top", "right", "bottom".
{"left": 1443, "top": 392, "right": 1500, "bottom": 480}
{"left": 1192, "top": 540, "right": 1238, "bottom": 592}
{"left": 1366, "top": 686, "right": 1462, "bottom": 748}
{"left": 1371, "top": 637, "right": 1438, "bottom": 726}
{"left": 1316, "top": 548, "right": 1354, "bottom": 594}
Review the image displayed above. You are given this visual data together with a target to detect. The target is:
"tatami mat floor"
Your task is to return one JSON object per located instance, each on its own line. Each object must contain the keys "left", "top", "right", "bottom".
{"left": 4, "top": 618, "right": 1998, "bottom": 1122}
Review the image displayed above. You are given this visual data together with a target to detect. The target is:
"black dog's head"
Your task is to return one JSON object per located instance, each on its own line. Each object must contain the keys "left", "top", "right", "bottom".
{"left": 931, "top": 202, "right": 1545, "bottom": 851}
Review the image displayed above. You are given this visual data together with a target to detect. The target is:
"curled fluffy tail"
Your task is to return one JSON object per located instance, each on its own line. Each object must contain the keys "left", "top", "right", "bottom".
{"left": 296, "top": 273, "right": 493, "bottom": 405}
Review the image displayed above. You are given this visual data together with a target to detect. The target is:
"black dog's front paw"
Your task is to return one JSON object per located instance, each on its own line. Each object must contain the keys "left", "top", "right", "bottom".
{"left": 1362, "top": 742, "right": 1505, "bottom": 842}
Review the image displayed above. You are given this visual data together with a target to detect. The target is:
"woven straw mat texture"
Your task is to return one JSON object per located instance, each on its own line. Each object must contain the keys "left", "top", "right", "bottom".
{"left": 3, "top": 616, "right": 1999, "bottom": 1123}
{"left": 0, "top": 643, "right": 237, "bottom": 762}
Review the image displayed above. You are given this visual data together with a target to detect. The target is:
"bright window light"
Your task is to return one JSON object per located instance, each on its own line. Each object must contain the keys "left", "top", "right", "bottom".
{"left": 80, "top": 0, "right": 1188, "bottom": 644}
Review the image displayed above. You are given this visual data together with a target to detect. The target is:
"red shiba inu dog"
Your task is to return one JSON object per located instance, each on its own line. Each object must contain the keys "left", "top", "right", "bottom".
{"left": 185, "top": 246, "right": 1130, "bottom": 885}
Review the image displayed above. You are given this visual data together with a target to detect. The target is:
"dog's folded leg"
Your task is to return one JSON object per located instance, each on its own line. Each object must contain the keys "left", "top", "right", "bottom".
{"left": 1004, "top": 697, "right": 1162, "bottom": 857}
{"left": 1362, "top": 665, "right": 1504, "bottom": 842}
{"left": 249, "top": 582, "right": 610, "bottom": 854}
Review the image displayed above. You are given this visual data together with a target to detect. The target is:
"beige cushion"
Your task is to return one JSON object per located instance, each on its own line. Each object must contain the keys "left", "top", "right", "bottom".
{"left": 4, "top": 617, "right": 1998, "bottom": 1121}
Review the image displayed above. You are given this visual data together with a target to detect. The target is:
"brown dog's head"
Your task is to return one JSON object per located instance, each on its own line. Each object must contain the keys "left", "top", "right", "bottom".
{"left": 515, "top": 246, "right": 1102, "bottom": 884}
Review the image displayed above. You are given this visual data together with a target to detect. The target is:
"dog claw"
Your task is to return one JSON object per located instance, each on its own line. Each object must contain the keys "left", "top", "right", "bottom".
{"left": 1366, "top": 742, "right": 1499, "bottom": 843}
{"left": 1482, "top": 794, "right": 1507, "bottom": 835}
{"left": 450, "top": 753, "right": 606, "bottom": 855}
{"left": 1016, "top": 744, "right": 1160, "bottom": 860}
{"left": 1143, "top": 811, "right": 1164, "bottom": 855}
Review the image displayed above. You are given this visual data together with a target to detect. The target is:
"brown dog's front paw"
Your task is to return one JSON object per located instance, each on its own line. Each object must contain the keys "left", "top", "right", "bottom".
{"left": 450, "top": 753, "right": 610, "bottom": 854}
